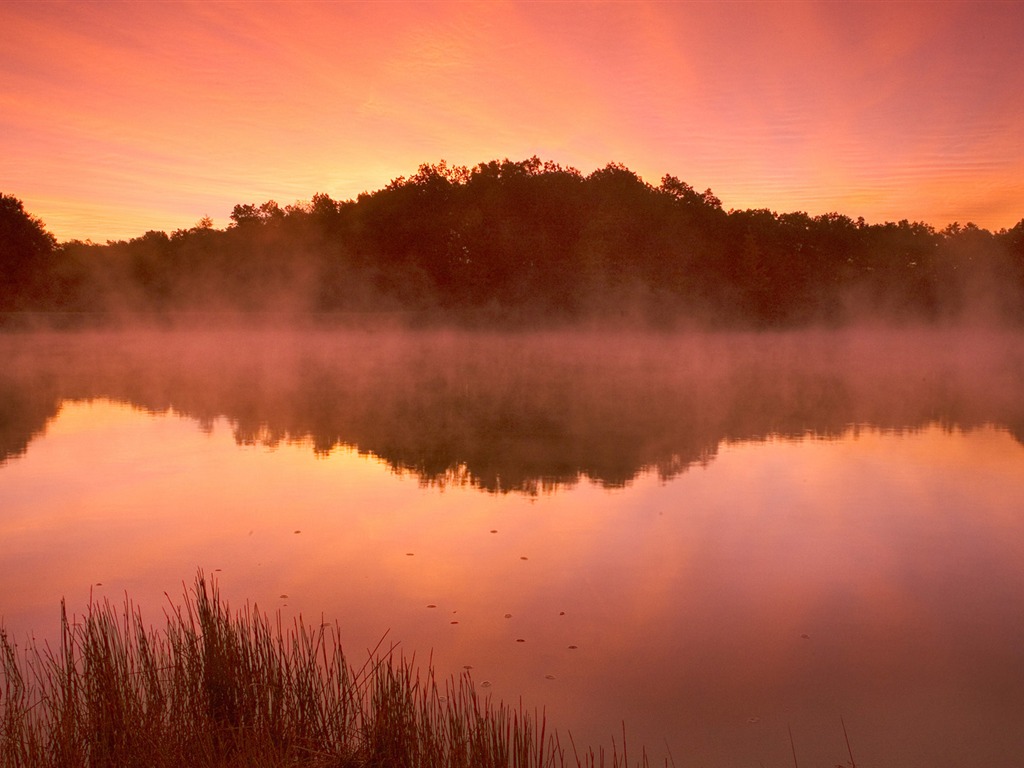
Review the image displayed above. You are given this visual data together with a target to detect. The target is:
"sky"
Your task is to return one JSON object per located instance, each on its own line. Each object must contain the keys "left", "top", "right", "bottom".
{"left": 2, "top": 0, "right": 1023, "bottom": 243}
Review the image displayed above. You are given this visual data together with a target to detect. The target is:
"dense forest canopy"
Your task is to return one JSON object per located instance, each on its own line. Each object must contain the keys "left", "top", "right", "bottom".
{"left": 3, "top": 158, "right": 1023, "bottom": 327}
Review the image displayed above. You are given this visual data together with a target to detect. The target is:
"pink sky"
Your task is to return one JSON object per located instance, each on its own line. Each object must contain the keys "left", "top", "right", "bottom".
{"left": 2, "top": 1, "right": 1022, "bottom": 242}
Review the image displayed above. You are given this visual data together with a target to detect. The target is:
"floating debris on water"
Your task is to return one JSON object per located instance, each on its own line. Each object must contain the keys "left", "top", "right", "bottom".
{"left": 450, "top": 621, "right": 459, "bottom": 625}
{"left": 516, "top": 638, "right": 525, "bottom": 643}
{"left": 406, "top": 553, "right": 414, "bottom": 556}
{"left": 545, "top": 674, "right": 556, "bottom": 680}
{"left": 427, "top": 604, "right": 437, "bottom": 608}
{"left": 568, "top": 645, "right": 578, "bottom": 650}
{"left": 559, "top": 611, "right": 565, "bottom": 615}
{"left": 293, "top": 530, "right": 301, "bottom": 534}
{"left": 279, "top": 595, "right": 288, "bottom": 599}
{"left": 747, "top": 716, "right": 761, "bottom": 724}
{"left": 490, "top": 530, "right": 498, "bottom": 533}
{"left": 801, "top": 633, "right": 810, "bottom": 639}
{"left": 481, "top": 681, "right": 492, "bottom": 688}
{"left": 520, "top": 556, "right": 528, "bottom": 560}
{"left": 504, "top": 613, "right": 512, "bottom": 618}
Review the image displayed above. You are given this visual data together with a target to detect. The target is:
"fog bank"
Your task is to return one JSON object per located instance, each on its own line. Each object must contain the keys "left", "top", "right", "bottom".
{"left": 3, "top": 327, "right": 1022, "bottom": 492}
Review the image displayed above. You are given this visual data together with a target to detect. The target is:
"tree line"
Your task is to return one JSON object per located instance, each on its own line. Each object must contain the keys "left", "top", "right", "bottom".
{"left": 3, "top": 157, "right": 1024, "bottom": 326}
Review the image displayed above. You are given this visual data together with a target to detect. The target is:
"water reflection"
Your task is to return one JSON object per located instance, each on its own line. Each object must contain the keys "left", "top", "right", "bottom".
{"left": 1, "top": 328, "right": 1023, "bottom": 490}
{"left": 2, "top": 329, "right": 1024, "bottom": 767}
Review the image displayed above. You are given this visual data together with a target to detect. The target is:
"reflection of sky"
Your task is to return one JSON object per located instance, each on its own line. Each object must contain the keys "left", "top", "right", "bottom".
{"left": 2, "top": 400, "right": 1024, "bottom": 766}
{"left": 2, "top": 2, "right": 1022, "bottom": 241}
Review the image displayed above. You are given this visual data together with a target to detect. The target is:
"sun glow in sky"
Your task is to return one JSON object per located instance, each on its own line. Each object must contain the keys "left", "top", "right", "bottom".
{"left": 2, "top": 0, "right": 1023, "bottom": 242}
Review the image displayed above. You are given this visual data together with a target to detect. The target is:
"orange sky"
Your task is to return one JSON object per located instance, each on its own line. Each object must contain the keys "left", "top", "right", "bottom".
{"left": 2, "top": 0, "right": 1022, "bottom": 243}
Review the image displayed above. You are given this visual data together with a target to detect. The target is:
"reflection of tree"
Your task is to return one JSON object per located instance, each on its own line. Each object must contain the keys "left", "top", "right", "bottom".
{"left": 0, "top": 384, "right": 61, "bottom": 466}
{"left": 2, "top": 330, "right": 1023, "bottom": 493}
{"left": 0, "top": 340, "right": 63, "bottom": 464}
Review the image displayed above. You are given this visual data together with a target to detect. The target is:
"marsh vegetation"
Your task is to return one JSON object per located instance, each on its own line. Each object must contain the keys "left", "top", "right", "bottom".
{"left": 1, "top": 573, "right": 661, "bottom": 768}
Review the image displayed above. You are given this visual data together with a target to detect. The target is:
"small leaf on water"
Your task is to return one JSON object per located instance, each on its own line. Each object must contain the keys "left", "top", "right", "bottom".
{"left": 450, "top": 621, "right": 458, "bottom": 625}
{"left": 545, "top": 674, "right": 556, "bottom": 680}
{"left": 280, "top": 594, "right": 288, "bottom": 599}
{"left": 406, "top": 553, "right": 414, "bottom": 556}
{"left": 520, "top": 556, "right": 528, "bottom": 560}
{"left": 490, "top": 530, "right": 498, "bottom": 533}
{"left": 293, "top": 530, "right": 301, "bottom": 534}
{"left": 559, "top": 611, "right": 565, "bottom": 615}
{"left": 568, "top": 645, "right": 578, "bottom": 650}
{"left": 504, "top": 613, "right": 512, "bottom": 618}
{"left": 516, "top": 638, "right": 525, "bottom": 643}
{"left": 427, "top": 604, "right": 437, "bottom": 608}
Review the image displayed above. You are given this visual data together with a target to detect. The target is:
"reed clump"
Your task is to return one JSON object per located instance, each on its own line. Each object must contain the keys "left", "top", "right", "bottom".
{"left": 1, "top": 574, "right": 654, "bottom": 768}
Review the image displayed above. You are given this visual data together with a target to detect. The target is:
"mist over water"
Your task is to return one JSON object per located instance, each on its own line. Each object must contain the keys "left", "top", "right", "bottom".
{"left": 2, "top": 326, "right": 1024, "bottom": 767}
{"left": 2, "top": 326, "right": 1023, "bottom": 487}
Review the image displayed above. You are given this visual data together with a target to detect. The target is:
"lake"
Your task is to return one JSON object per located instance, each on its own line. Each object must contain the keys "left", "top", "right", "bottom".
{"left": 2, "top": 327, "right": 1023, "bottom": 767}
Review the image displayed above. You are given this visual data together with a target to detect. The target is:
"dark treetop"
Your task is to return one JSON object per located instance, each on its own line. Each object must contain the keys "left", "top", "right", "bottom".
{"left": 3, "top": 158, "right": 1024, "bottom": 327}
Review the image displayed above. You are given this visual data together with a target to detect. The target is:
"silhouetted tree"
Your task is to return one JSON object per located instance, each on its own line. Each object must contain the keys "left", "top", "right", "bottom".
{"left": 2, "top": 161, "right": 1022, "bottom": 327}
{"left": 0, "top": 193, "right": 58, "bottom": 311}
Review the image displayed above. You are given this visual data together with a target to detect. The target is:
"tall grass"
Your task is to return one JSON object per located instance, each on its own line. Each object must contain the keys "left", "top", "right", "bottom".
{"left": 1, "top": 574, "right": 656, "bottom": 768}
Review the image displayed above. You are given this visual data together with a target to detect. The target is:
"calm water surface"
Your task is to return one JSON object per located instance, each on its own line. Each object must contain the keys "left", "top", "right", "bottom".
{"left": 2, "top": 328, "right": 1023, "bottom": 767}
